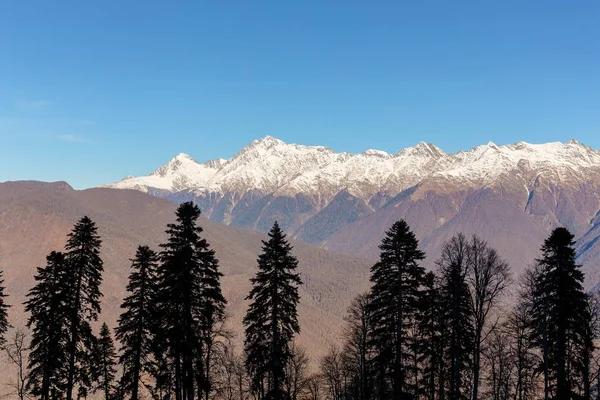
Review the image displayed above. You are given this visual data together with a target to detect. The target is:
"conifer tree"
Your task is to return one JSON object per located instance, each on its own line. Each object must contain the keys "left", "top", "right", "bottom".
{"left": 244, "top": 221, "right": 303, "bottom": 400}
{"left": 116, "top": 245, "right": 159, "bottom": 400}
{"left": 25, "top": 251, "right": 71, "bottom": 400}
{"left": 96, "top": 323, "right": 118, "bottom": 400}
{"left": 63, "top": 216, "right": 104, "bottom": 400}
{"left": 530, "top": 227, "right": 593, "bottom": 399}
{"left": 0, "top": 269, "right": 10, "bottom": 349}
{"left": 156, "top": 201, "right": 226, "bottom": 400}
{"left": 437, "top": 234, "right": 475, "bottom": 400}
{"left": 367, "top": 220, "right": 425, "bottom": 399}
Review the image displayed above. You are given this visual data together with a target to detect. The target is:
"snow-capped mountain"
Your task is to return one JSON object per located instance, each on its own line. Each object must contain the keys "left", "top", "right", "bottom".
{"left": 107, "top": 153, "right": 226, "bottom": 193}
{"left": 104, "top": 136, "right": 600, "bottom": 200}
{"left": 103, "top": 136, "right": 600, "bottom": 284}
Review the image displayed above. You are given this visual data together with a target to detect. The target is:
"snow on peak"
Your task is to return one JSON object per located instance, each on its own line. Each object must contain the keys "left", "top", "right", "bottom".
{"left": 363, "top": 149, "right": 390, "bottom": 157}
{"left": 104, "top": 153, "right": 225, "bottom": 193}
{"left": 103, "top": 137, "right": 600, "bottom": 199}
{"left": 400, "top": 142, "right": 446, "bottom": 158}
{"left": 249, "top": 135, "right": 285, "bottom": 148}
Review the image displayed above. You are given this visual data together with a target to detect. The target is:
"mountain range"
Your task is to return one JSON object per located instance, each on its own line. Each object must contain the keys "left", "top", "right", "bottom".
{"left": 104, "top": 136, "right": 600, "bottom": 286}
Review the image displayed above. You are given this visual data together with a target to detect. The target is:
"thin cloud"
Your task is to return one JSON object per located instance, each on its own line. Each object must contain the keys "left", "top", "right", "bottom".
{"left": 56, "top": 134, "right": 92, "bottom": 144}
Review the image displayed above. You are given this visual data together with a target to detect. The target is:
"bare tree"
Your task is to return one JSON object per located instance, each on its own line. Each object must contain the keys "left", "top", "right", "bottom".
{"left": 305, "top": 374, "right": 323, "bottom": 400}
{"left": 482, "top": 326, "right": 513, "bottom": 400}
{"left": 4, "top": 328, "right": 29, "bottom": 400}
{"left": 466, "top": 235, "right": 511, "bottom": 400}
{"left": 284, "top": 342, "right": 310, "bottom": 400}
{"left": 342, "top": 293, "right": 373, "bottom": 400}
{"left": 320, "top": 346, "right": 346, "bottom": 400}
{"left": 212, "top": 340, "right": 250, "bottom": 400}
{"left": 505, "top": 305, "right": 540, "bottom": 400}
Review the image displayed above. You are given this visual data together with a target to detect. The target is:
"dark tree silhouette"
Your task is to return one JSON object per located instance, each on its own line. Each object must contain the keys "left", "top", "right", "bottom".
{"left": 416, "top": 272, "right": 444, "bottom": 400}
{"left": 437, "top": 234, "right": 475, "bottom": 400}
{"left": 156, "top": 201, "right": 226, "bottom": 400}
{"left": 0, "top": 269, "right": 10, "bottom": 348}
{"left": 368, "top": 220, "right": 425, "bottom": 399}
{"left": 530, "top": 227, "right": 593, "bottom": 399}
{"left": 244, "top": 221, "right": 303, "bottom": 400}
{"left": 63, "top": 216, "right": 104, "bottom": 400}
{"left": 343, "top": 293, "right": 374, "bottom": 400}
{"left": 95, "top": 323, "right": 118, "bottom": 400}
{"left": 25, "top": 251, "right": 71, "bottom": 400}
{"left": 116, "top": 245, "right": 159, "bottom": 400}
{"left": 465, "top": 235, "right": 511, "bottom": 400}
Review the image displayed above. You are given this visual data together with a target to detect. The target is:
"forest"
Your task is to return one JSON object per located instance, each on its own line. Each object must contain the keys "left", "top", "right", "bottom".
{"left": 0, "top": 201, "right": 597, "bottom": 400}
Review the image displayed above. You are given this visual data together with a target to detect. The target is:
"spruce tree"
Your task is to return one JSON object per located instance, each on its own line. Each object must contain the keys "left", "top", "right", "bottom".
{"left": 115, "top": 245, "right": 159, "bottom": 400}
{"left": 0, "top": 269, "right": 10, "bottom": 349}
{"left": 244, "top": 221, "right": 303, "bottom": 400}
{"left": 156, "top": 201, "right": 226, "bottom": 400}
{"left": 24, "top": 251, "right": 71, "bottom": 400}
{"left": 437, "top": 234, "right": 475, "bottom": 400}
{"left": 63, "top": 216, "right": 104, "bottom": 400}
{"left": 530, "top": 227, "right": 593, "bottom": 399}
{"left": 367, "top": 220, "right": 425, "bottom": 399}
{"left": 96, "top": 323, "right": 118, "bottom": 400}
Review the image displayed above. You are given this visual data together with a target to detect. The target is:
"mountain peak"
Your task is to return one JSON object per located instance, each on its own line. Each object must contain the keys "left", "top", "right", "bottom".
{"left": 362, "top": 149, "right": 390, "bottom": 157}
{"left": 173, "top": 152, "right": 197, "bottom": 162}
{"left": 399, "top": 142, "right": 445, "bottom": 158}
{"left": 251, "top": 135, "right": 285, "bottom": 147}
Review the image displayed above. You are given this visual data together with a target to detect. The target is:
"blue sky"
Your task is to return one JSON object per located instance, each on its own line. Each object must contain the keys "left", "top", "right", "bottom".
{"left": 1, "top": 1, "right": 599, "bottom": 188}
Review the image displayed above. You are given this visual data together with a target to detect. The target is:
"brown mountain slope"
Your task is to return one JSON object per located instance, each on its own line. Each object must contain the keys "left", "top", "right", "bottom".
{"left": 0, "top": 181, "right": 371, "bottom": 365}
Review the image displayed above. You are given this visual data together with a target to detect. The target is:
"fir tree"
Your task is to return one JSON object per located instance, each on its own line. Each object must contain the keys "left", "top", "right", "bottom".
{"left": 0, "top": 269, "right": 10, "bottom": 349}
{"left": 244, "top": 221, "right": 303, "bottom": 400}
{"left": 115, "top": 245, "right": 159, "bottom": 400}
{"left": 156, "top": 201, "right": 226, "bottom": 400}
{"left": 437, "top": 234, "right": 475, "bottom": 400}
{"left": 367, "top": 220, "right": 425, "bottom": 399}
{"left": 530, "top": 227, "right": 593, "bottom": 399}
{"left": 63, "top": 216, "right": 104, "bottom": 400}
{"left": 24, "top": 251, "right": 71, "bottom": 400}
{"left": 96, "top": 323, "right": 118, "bottom": 400}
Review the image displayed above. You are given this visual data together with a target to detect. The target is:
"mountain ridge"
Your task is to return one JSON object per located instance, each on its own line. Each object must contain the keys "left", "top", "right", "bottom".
{"left": 104, "top": 136, "right": 600, "bottom": 199}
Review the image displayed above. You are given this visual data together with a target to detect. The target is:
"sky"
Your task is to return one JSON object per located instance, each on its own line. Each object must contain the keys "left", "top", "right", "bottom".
{"left": 1, "top": 1, "right": 599, "bottom": 189}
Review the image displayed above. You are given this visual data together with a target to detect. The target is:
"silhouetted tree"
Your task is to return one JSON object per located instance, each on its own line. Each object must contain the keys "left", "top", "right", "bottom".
{"left": 4, "top": 328, "right": 28, "bottom": 400}
{"left": 96, "top": 323, "right": 117, "bottom": 400}
{"left": 25, "top": 251, "right": 71, "bottom": 400}
{"left": 63, "top": 216, "right": 104, "bottom": 400}
{"left": 343, "top": 293, "right": 374, "bottom": 400}
{"left": 368, "top": 220, "right": 426, "bottom": 399}
{"left": 416, "top": 272, "right": 444, "bottom": 400}
{"left": 284, "top": 343, "right": 310, "bottom": 400}
{"left": 530, "top": 227, "right": 593, "bottom": 399}
{"left": 244, "top": 221, "right": 302, "bottom": 400}
{"left": 0, "top": 269, "right": 10, "bottom": 348}
{"left": 156, "top": 201, "right": 226, "bottom": 400}
{"left": 505, "top": 304, "right": 539, "bottom": 400}
{"left": 437, "top": 234, "right": 475, "bottom": 400}
{"left": 116, "top": 245, "right": 159, "bottom": 400}
{"left": 465, "top": 236, "right": 511, "bottom": 400}
{"left": 321, "top": 346, "right": 346, "bottom": 400}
